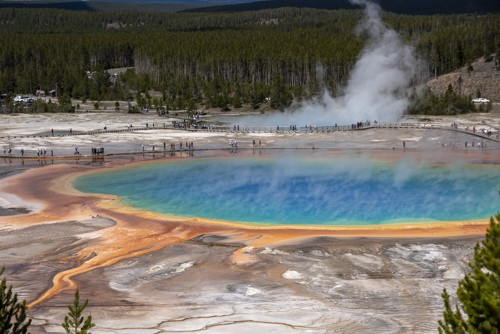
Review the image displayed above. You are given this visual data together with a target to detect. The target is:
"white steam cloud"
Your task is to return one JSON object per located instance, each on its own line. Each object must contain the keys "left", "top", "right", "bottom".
{"left": 235, "top": 0, "right": 419, "bottom": 126}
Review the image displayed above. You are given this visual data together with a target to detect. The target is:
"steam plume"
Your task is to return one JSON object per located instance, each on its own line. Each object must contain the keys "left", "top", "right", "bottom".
{"left": 236, "top": 0, "right": 419, "bottom": 126}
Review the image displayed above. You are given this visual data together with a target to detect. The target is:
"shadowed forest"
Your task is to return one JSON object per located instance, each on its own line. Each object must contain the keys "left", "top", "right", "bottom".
{"left": 0, "top": 5, "right": 498, "bottom": 111}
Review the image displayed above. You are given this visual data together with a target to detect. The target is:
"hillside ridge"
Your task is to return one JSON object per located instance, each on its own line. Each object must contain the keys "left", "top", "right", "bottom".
{"left": 426, "top": 56, "right": 500, "bottom": 102}
{"left": 1, "top": 0, "right": 499, "bottom": 13}
{"left": 186, "top": 0, "right": 500, "bottom": 15}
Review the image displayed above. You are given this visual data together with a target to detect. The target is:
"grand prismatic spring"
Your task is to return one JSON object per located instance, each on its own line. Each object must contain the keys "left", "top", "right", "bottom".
{"left": 1, "top": 0, "right": 499, "bottom": 331}
{"left": 74, "top": 152, "right": 500, "bottom": 227}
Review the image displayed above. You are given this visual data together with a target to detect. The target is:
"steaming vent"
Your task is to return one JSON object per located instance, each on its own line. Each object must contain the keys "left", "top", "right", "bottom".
{"left": 235, "top": 0, "right": 421, "bottom": 126}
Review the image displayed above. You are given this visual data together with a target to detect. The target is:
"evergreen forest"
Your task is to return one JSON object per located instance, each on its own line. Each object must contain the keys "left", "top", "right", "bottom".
{"left": 0, "top": 7, "right": 498, "bottom": 112}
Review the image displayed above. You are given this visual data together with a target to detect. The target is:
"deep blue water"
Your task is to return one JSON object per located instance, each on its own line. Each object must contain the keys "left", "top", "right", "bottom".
{"left": 74, "top": 154, "right": 500, "bottom": 226}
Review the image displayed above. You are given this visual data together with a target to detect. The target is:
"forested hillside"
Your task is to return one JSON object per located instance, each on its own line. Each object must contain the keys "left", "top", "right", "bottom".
{"left": 187, "top": 0, "right": 500, "bottom": 15}
{"left": 1, "top": 0, "right": 498, "bottom": 14}
{"left": 0, "top": 1, "right": 206, "bottom": 12}
{"left": 0, "top": 7, "right": 498, "bottom": 111}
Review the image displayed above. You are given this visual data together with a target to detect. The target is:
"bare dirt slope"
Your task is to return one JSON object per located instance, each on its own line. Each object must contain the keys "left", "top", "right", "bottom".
{"left": 426, "top": 56, "right": 500, "bottom": 102}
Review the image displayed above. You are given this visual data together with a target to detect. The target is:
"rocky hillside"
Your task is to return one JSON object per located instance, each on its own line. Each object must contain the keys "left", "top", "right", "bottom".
{"left": 426, "top": 55, "right": 500, "bottom": 102}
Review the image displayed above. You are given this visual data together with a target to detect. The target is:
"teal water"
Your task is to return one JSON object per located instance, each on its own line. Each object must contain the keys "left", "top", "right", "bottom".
{"left": 74, "top": 154, "right": 500, "bottom": 226}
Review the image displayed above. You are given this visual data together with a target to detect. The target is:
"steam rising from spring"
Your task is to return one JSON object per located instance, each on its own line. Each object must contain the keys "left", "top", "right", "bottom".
{"left": 237, "top": 0, "right": 419, "bottom": 126}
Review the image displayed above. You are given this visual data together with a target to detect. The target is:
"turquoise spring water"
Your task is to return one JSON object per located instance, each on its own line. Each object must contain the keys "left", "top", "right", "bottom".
{"left": 74, "top": 154, "right": 500, "bottom": 226}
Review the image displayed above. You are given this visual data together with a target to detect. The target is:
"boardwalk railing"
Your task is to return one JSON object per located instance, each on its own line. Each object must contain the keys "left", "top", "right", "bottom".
{"left": 191, "top": 122, "right": 499, "bottom": 141}
{"left": 1, "top": 122, "right": 499, "bottom": 143}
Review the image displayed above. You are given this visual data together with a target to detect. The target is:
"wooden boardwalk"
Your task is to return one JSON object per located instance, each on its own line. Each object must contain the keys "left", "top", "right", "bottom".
{"left": 1, "top": 121, "right": 499, "bottom": 143}
{"left": 193, "top": 122, "right": 499, "bottom": 143}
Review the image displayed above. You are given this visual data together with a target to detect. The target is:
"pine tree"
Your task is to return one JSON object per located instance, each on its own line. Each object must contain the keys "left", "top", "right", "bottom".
{"left": 438, "top": 213, "right": 500, "bottom": 334}
{"left": 438, "top": 289, "right": 466, "bottom": 334}
{"left": 62, "top": 289, "right": 95, "bottom": 334}
{"left": 0, "top": 267, "right": 32, "bottom": 334}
